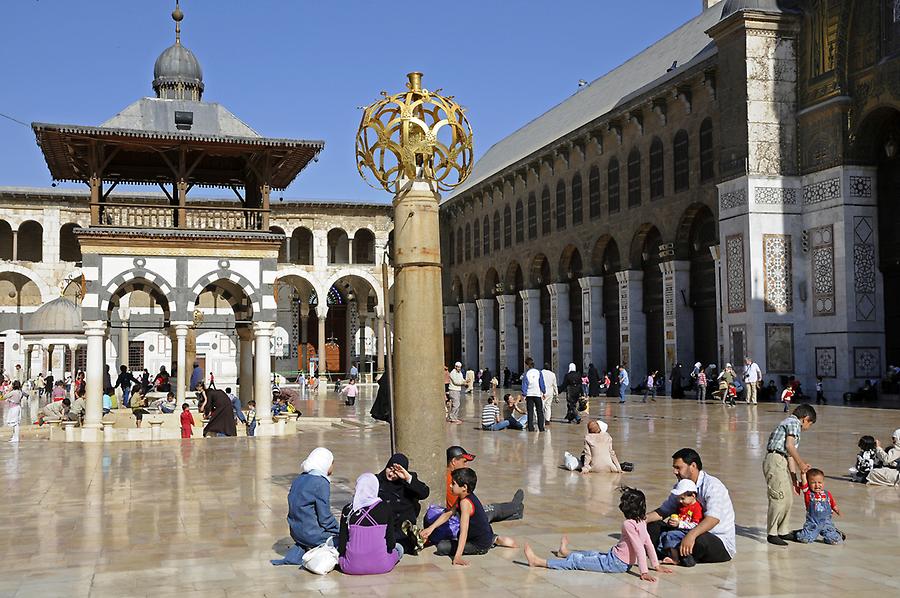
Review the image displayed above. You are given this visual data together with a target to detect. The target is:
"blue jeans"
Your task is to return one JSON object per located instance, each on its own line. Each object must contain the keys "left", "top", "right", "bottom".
{"left": 659, "top": 529, "right": 687, "bottom": 551}
{"left": 122, "top": 386, "right": 131, "bottom": 408}
{"left": 547, "top": 548, "right": 628, "bottom": 573}
{"left": 248, "top": 421, "right": 257, "bottom": 436}
{"left": 619, "top": 384, "right": 627, "bottom": 403}
{"left": 484, "top": 420, "right": 510, "bottom": 431}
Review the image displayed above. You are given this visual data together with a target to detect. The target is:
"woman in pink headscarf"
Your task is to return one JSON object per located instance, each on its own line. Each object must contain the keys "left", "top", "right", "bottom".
{"left": 338, "top": 472, "right": 403, "bottom": 575}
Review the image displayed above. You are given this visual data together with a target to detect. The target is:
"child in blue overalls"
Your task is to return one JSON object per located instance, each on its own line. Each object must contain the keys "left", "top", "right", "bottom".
{"left": 795, "top": 468, "right": 844, "bottom": 544}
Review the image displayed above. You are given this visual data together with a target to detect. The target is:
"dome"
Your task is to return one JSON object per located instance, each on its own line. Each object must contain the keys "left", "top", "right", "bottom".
{"left": 152, "top": 42, "right": 204, "bottom": 101}
{"left": 720, "top": 0, "right": 799, "bottom": 19}
{"left": 26, "top": 297, "right": 83, "bottom": 334}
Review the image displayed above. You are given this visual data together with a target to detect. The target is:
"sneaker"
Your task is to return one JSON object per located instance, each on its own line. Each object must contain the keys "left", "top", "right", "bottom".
{"left": 779, "top": 532, "right": 797, "bottom": 542}
{"left": 767, "top": 535, "right": 788, "bottom": 546}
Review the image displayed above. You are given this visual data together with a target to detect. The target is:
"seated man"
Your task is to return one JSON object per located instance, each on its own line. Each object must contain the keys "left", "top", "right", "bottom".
{"left": 502, "top": 394, "right": 528, "bottom": 430}
{"left": 645, "top": 448, "right": 735, "bottom": 566}
{"left": 481, "top": 396, "right": 509, "bottom": 431}
{"left": 38, "top": 398, "right": 71, "bottom": 424}
{"left": 68, "top": 390, "right": 87, "bottom": 423}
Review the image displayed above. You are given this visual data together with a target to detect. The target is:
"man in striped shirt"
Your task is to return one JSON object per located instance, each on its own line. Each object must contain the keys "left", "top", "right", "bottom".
{"left": 481, "top": 396, "right": 509, "bottom": 431}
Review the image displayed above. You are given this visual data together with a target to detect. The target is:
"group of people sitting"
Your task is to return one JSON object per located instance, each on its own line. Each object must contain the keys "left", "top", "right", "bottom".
{"left": 850, "top": 429, "right": 900, "bottom": 486}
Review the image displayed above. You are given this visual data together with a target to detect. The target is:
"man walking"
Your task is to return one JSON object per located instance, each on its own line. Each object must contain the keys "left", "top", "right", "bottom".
{"left": 521, "top": 357, "right": 546, "bottom": 431}
{"left": 617, "top": 365, "right": 629, "bottom": 404}
{"left": 447, "top": 361, "right": 466, "bottom": 424}
{"left": 540, "top": 362, "right": 558, "bottom": 426}
{"left": 743, "top": 357, "right": 762, "bottom": 404}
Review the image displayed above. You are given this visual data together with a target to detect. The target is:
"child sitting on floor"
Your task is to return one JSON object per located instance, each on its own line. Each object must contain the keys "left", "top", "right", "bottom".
{"left": 849, "top": 435, "right": 878, "bottom": 483}
{"left": 659, "top": 479, "right": 704, "bottom": 567}
{"left": 524, "top": 487, "right": 673, "bottom": 582}
{"left": 794, "top": 468, "right": 844, "bottom": 544}
{"left": 420, "top": 467, "right": 516, "bottom": 566}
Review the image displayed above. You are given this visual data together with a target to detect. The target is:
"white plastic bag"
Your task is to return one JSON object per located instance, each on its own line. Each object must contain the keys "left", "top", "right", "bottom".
{"left": 563, "top": 451, "right": 579, "bottom": 471}
{"left": 302, "top": 537, "right": 339, "bottom": 575}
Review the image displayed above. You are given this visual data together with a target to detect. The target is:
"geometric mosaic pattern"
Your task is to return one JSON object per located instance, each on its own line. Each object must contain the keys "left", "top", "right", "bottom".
{"left": 853, "top": 216, "right": 876, "bottom": 322}
{"left": 726, "top": 234, "right": 746, "bottom": 313}
{"left": 754, "top": 187, "right": 797, "bottom": 205}
{"left": 848, "top": 176, "right": 872, "bottom": 198}
{"left": 810, "top": 224, "right": 835, "bottom": 316}
{"left": 815, "top": 346, "right": 836, "bottom": 378}
{"left": 802, "top": 177, "right": 841, "bottom": 205}
{"left": 853, "top": 346, "right": 880, "bottom": 379}
{"left": 719, "top": 189, "right": 747, "bottom": 210}
{"left": 763, "top": 234, "right": 792, "bottom": 313}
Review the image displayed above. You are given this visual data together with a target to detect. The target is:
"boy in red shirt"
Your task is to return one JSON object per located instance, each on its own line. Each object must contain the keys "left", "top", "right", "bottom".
{"left": 659, "top": 479, "right": 704, "bottom": 567}
{"left": 794, "top": 468, "right": 843, "bottom": 544}
{"left": 180, "top": 403, "right": 195, "bottom": 438}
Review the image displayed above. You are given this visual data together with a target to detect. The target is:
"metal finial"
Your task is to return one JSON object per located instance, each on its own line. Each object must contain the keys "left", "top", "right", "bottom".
{"left": 172, "top": 1, "right": 184, "bottom": 44}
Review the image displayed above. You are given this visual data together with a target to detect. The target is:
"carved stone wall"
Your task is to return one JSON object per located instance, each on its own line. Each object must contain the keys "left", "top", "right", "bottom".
{"left": 853, "top": 216, "right": 876, "bottom": 322}
{"left": 763, "top": 234, "right": 793, "bottom": 313}
{"left": 810, "top": 224, "right": 835, "bottom": 316}
{"left": 725, "top": 234, "right": 746, "bottom": 313}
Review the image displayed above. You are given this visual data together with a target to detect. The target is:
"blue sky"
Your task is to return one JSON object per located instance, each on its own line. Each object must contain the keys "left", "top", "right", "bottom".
{"left": 0, "top": 1, "right": 700, "bottom": 202}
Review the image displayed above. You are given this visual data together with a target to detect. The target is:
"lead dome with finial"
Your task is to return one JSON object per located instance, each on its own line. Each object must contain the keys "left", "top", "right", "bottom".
{"left": 152, "top": 2, "right": 204, "bottom": 101}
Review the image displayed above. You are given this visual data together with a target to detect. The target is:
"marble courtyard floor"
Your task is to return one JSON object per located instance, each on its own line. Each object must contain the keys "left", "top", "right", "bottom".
{"left": 1, "top": 390, "right": 898, "bottom": 597}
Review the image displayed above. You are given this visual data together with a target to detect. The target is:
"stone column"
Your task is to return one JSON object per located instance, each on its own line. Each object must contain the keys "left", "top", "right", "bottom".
{"left": 347, "top": 237, "right": 354, "bottom": 264}
{"left": 300, "top": 313, "right": 309, "bottom": 373}
{"left": 253, "top": 321, "right": 276, "bottom": 435}
{"left": 237, "top": 327, "right": 254, "bottom": 405}
{"left": 519, "top": 289, "right": 542, "bottom": 365}
{"left": 375, "top": 315, "right": 385, "bottom": 372}
{"left": 118, "top": 322, "right": 129, "bottom": 370}
{"left": 616, "top": 271, "right": 645, "bottom": 382}
{"left": 546, "top": 283, "right": 571, "bottom": 376}
{"left": 317, "top": 313, "right": 327, "bottom": 384}
{"left": 458, "top": 302, "right": 477, "bottom": 368}
{"left": 661, "top": 260, "right": 694, "bottom": 392}
{"left": 710, "top": 245, "right": 725, "bottom": 369}
{"left": 358, "top": 312, "right": 368, "bottom": 377}
{"left": 173, "top": 322, "right": 190, "bottom": 404}
{"left": 578, "top": 277, "right": 605, "bottom": 373}
{"left": 391, "top": 180, "right": 447, "bottom": 497}
{"left": 83, "top": 321, "right": 107, "bottom": 440}
{"left": 496, "top": 294, "right": 518, "bottom": 372}
{"left": 51, "top": 345, "right": 66, "bottom": 381}
{"left": 475, "top": 298, "right": 497, "bottom": 373}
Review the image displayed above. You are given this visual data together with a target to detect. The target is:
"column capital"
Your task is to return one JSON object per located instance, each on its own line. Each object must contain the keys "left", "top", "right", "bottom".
{"left": 475, "top": 297, "right": 494, "bottom": 310}
{"left": 495, "top": 293, "right": 517, "bottom": 306}
{"left": 83, "top": 321, "right": 107, "bottom": 336}
{"left": 519, "top": 289, "right": 541, "bottom": 300}
{"left": 236, "top": 326, "right": 254, "bottom": 341}
{"left": 318, "top": 313, "right": 328, "bottom": 322}
{"left": 545, "top": 282, "right": 569, "bottom": 296}
{"left": 252, "top": 321, "right": 277, "bottom": 336}
{"left": 659, "top": 259, "right": 691, "bottom": 274}
{"left": 171, "top": 321, "right": 192, "bottom": 336}
{"left": 578, "top": 276, "right": 603, "bottom": 289}
{"left": 615, "top": 269, "right": 643, "bottom": 284}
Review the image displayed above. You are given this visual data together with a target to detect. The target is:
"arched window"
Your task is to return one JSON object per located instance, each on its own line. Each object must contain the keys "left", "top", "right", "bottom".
{"left": 589, "top": 166, "right": 601, "bottom": 219}
{"left": 473, "top": 219, "right": 480, "bottom": 258}
{"left": 292, "top": 227, "right": 313, "bottom": 264}
{"left": 482, "top": 215, "right": 490, "bottom": 256}
{"left": 649, "top": 137, "right": 664, "bottom": 199}
{"left": 352, "top": 228, "right": 376, "bottom": 264}
{"left": 700, "top": 118, "right": 714, "bottom": 182}
{"left": 448, "top": 228, "right": 455, "bottom": 265}
{"left": 674, "top": 129, "right": 690, "bottom": 192}
{"left": 0, "top": 221, "right": 11, "bottom": 260}
{"left": 527, "top": 193, "right": 537, "bottom": 239}
{"left": 269, "top": 226, "right": 288, "bottom": 262}
{"left": 514, "top": 201, "right": 523, "bottom": 243}
{"left": 608, "top": 158, "right": 621, "bottom": 214}
{"left": 18, "top": 221, "right": 43, "bottom": 262}
{"left": 627, "top": 148, "right": 641, "bottom": 208}
{"left": 464, "top": 224, "right": 471, "bottom": 261}
{"left": 571, "top": 173, "right": 583, "bottom": 226}
{"left": 505, "top": 206, "right": 514, "bottom": 247}
{"left": 555, "top": 180, "right": 567, "bottom": 230}
{"left": 541, "top": 186, "right": 551, "bottom": 236}
{"left": 456, "top": 227, "right": 463, "bottom": 263}
{"left": 59, "top": 223, "right": 82, "bottom": 262}
{"left": 493, "top": 210, "right": 501, "bottom": 251}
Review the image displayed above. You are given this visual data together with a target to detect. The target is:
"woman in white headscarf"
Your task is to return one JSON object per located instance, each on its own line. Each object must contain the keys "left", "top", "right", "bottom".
{"left": 338, "top": 472, "right": 403, "bottom": 574}
{"left": 867, "top": 429, "right": 900, "bottom": 486}
{"left": 272, "top": 447, "right": 340, "bottom": 566}
{"left": 562, "top": 363, "right": 584, "bottom": 424}
{"left": 581, "top": 419, "right": 623, "bottom": 473}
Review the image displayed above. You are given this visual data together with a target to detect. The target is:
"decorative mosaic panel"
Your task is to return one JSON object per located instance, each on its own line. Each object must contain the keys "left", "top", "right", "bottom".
{"left": 849, "top": 176, "right": 872, "bottom": 198}
{"left": 754, "top": 187, "right": 797, "bottom": 205}
{"left": 765, "top": 323, "right": 794, "bottom": 373}
{"left": 726, "top": 235, "right": 746, "bottom": 313}
{"left": 853, "top": 347, "right": 880, "bottom": 379}
{"left": 348, "top": 300, "right": 359, "bottom": 363}
{"left": 719, "top": 189, "right": 747, "bottom": 210}
{"left": 815, "top": 347, "right": 836, "bottom": 378}
{"left": 810, "top": 224, "right": 835, "bottom": 316}
{"left": 853, "top": 216, "right": 876, "bottom": 321}
{"left": 663, "top": 271, "right": 675, "bottom": 320}
{"left": 763, "top": 234, "right": 793, "bottom": 313}
{"left": 802, "top": 177, "right": 841, "bottom": 205}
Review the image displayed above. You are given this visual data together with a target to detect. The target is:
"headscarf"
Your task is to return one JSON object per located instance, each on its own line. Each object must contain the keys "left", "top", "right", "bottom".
{"left": 351, "top": 472, "right": 381, "bottom": 513}
{"left": 597, "top": 419, "right": 609, "bottom": 434}
{"left": 383, "top": 453, "right": 409, "bottom": 471}
{"left": 568, "top": 363, "right": 577, "bottom": 372}
{"left": 893, "top": 429, "right": 900, "bottom": 446}
{"left": 301, "top": 447, "right": 334, "bottom": 475}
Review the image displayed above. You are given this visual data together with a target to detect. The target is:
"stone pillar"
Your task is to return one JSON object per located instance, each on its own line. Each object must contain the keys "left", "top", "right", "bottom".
{"left": 391, "top": 180, "right": 447, "bottom": 497}
{"left": 253, "top": 321, "right": 276, "bottom": 435}
{"left": 347, "top": 237, "right": 354, "bottom": 264}
{"left": 83, "top": 321, "right": 107, "bottom": 440}
{"left": 661, "top": 260, "right": 694, "bottom": 392}
{"left": 546, "top": 283, "right": 571, "bottom": 376}
{"left": 300, "top": 313, "right": 309, "bottom": 373}
{"left": 616, "top": 270, "right": 646, "bottom": 381}
{"left": 51, "top": 345, "right": 66, "bottom": 381}
{"left": 519, "top": 289, "right": 542, "bottom": 366}
{"left": 317, "top": 313, "right": 327, "bottom": 384}
{"left": 475, "top": 298, "right": 497, "bottom": 373}
{"left": 237, "top": 327, "right": 254, "bottom": 405}
{"left": 375, "top": 315, "right": 385, "bottom": 372}
{"left": 173, "top": 322, "right": 190, "bottom": 404}
{"left": 578, "top": 277, "right": 605, "bottom": 373}
{"left": 496, "top": 294, "right": 518, "bottom": 372}
{"left": 118, "top": 322, "right": 129, "bottom": 370}
{"left": 358, "top": 312, "right": 368, "bottom": 377}
{"left": 710, "top": 245, "right": 724, "bottom": 368}
{"left": 458, "top": 302, "right": 477, "bottom": 368}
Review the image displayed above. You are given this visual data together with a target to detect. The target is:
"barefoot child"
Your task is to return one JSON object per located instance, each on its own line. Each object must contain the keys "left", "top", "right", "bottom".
{"left": 420, "top": 467, "right": 516, "bottom": 566}
{"left": 795, "top": 468, "right": 843, "bottom": 544}
{"left": 659, "top": 479, "right": 704, "bottom": 567}
{"left": 524, "top": 487, "right": 672, "bottom": 582}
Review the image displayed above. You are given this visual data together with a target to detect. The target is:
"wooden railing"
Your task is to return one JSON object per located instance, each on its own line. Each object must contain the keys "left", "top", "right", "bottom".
{"left": 98, "top": 204, "right": 269, "bottom": 231}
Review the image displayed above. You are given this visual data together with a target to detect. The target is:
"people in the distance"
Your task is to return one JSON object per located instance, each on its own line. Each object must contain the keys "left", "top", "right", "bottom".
{"left": 866, "top": 428, "right": 900, "bottom": 486}
{"left": 563, "top": 363, "right": 583, "bottom": 424}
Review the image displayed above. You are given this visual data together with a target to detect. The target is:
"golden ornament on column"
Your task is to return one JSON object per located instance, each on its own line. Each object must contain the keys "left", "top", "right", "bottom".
{"left": 356, "top": 72, "right": 474, "bottom": 494}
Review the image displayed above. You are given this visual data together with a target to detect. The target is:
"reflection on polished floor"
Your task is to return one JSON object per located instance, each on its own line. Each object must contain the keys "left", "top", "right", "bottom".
{"left": 1, "top": 389, "right": 898, "bottom": 597}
